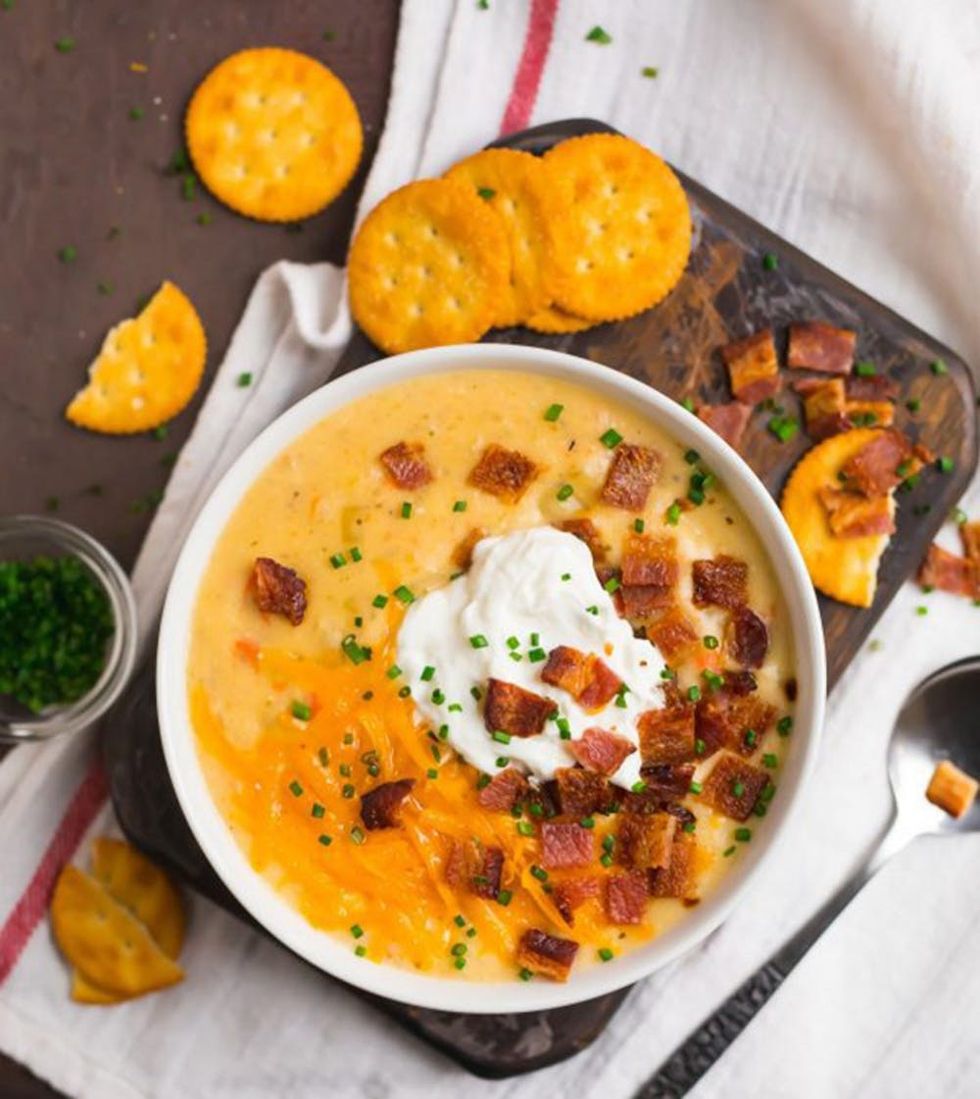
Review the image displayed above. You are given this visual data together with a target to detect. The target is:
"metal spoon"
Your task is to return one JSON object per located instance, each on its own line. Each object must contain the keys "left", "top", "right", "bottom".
{"left": 638, "top": 654, "right": 980, "bottom": 1099}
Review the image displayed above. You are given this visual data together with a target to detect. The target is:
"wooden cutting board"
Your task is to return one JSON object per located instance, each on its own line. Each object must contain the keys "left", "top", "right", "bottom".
{"left": 106, "top": 116, "right": 978, "bottom": 1082}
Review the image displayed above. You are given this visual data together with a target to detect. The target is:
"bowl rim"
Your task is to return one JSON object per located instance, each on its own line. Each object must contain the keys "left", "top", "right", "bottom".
{"left": 157, "top": 343, "right": 826, "bottom": 1013}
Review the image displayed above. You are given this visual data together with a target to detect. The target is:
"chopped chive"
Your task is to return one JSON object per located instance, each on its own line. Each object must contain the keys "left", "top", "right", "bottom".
{"left": 683, "top": 448, "right": 700, "bottom": 465}
{"left": 585, "top": 605, "right": 599, "bottom": 615}
{"left": 734, "top": 827, "right": 752, "bottom": 842}
{"left": 470, "top": 685, "right": 483, "bottom": 701}
{"left": 506, "top": 635, "right": 520, "bottom": 650}
{"left": 518, "top": 967, "right": 533, "bottom": 981}
{"left": 350, "top": 826, "right": 366, "bottom": 844}
{"left": 633, "top": 518, "right": 645, "bottom": 533}
{"left": 469, "top": 633, "right": 489, "bottom": 649}
{"left": 732, "top": 781, "right": 746, "bottom": 798}
{"left": 450, "top": 942, "right": 467, "bottom": 957}
{"left": 354, "top": 944, "right": 367, "bottom": 957}
{"left": 317, "top": 747, "right": 329, "bottom": 766}
{"left": 54, "top": 36, "right": 75, "bottom": 52}
{"left": 438, "top": 724, "right": 449, "bottom": 740}
{"left": 291, "top": 700, "right": 312, "bottom": 721}
{"left": 426, "top": 768, "right": 438, "bottom": 780}
{"left": 761, "top": 782, "right": 776, "bottom": 803}
{"left": 529, "top": 632, "right": 540, "bottom": 646}
{"left": 762, "top": 252, "right": 779, "bottom": 271}
{"left": 58, "top": 245, "right": 77, "bottom": 264}
{"left": 372, "top": 593, "right": 388, "bottom": 608}
{"left": 476, "top": 186, "right": 495, "bottom": 200}
{"left": 544, "top": 403, "right": 564, "bottom": 422}
{"left": 393, "top": 585, "right": 415, "bottom": 604}
{"left": 777, "top": 715, "right": 793, "bottom": 736}
{"left": 492, "top": 731, "right": 512, "bottom": 745}
{"left": 454, "top": 914, "right": 466, "bottom": 928}
{"left": 496, "top": 890, "right": 512, "bottom": 906}
{"left": 329, "top": 552, "right": 347, "bottom": 569}
{"left": 687, "top": 685, "right": 701, "bottom": 702}
{"left": 288, "top": 780, "right": 303, "bottom": 797}
{"left": 906, "top": 398, "right": 921, "bottom": 412}
{"left": 916, "top": 605, "right": 928, "bottom": 616}
{"left": 854, "top": 361, "right": 877, "bottom": 377}
{"left": 681, "top": 397, "right": 696, "bottom": 413}
{"left": 723, "top": 845, "right": 737, "bottom": 857}
{"left": 641, "top": 65, "right": 659, "bottom": 78}
{"left": 682, "top": 820, "right": 696, "bottom": 833}
{"left": 311, "top": 802, "right": 325, "bottom": 819}
{"left": 744, "top": 730, "right": 758, "bottom": 748}
{"left": 386, "top": 664, "right": 402, "bottom": 680}
{"left": 604, "top": 575, "right": 621, "bottom": 593}
{"left": 666, "top": 502, "right": 682, "bottom": 526}
{"left": 528, "top": 647, "right": 547, "bottom": 663}
{"left": 420, "top": 665, "right": 436, "bottom": 682}
{"left": 454, "top": 957, "right": 466, "bottom": 970}
{"left": 930, "top": 359, "right": 948, "bottom": 376}
{"left": 339, "top": 763, "right": 352, "bottom": 777}
{"left": 702, "top": 635, "right": 719, "bottom": 650}
{"left": 431, "top": 688, "right": 445, "bottom": 704}
{"left": 767, "top": 415, "right": 799, "bottom": 443}
{"left": 400, "top": 501, "right": 412, "bottom": 519}
{"left": 585, "top": 24, "right": 612, "bottom": 44}
{"left": 602, "top": 835, "right": 615, "bottom": 854}
{"left": 129, "top": 106, "right": 145, "bottom": 121}
{"left": 236, "top": 372, "right": 253, "bottom": 387}
{"left": 516, "top": 821, "right": 534, "bottom": 837}
{"left": 453, "top": 499, "right": 468, "bottom": 512}
{"left": 689, "top": 781, "right": 703, "bottom": 795}
{"left": 318, "top": 833, "right": 332, "bottom": 846}
{"left": 340, "top": 635, "right": 369, "bottom": 665}
{"left": 447, "top": 702, "right": 462, "bottom": 713}
{"left": 561, "top": 572, "right": 571, "bottom": 581}
{"left": 600, "top": 427, "right": 623, "bottom": 448}
{"left": 695, "top": 738, "right": 706, "bottom": 755}
{"left": 349, "top": 546, "right": 362, "bottom": 563}
{"left": 580, "top": 816, "right": 595, "bottom": 829}
{"left": 475, "top": 774, "right": 491, "bottom": 790}
{"left": 937, "top": 456, "right": 954, "bottom": 473}
{"left": 557, "top": 483, "right": 575, "bottom": 502}
{"left": 600, "top": 853, "right": 613, "bottom": 867}
{"left": 557, "top": 717, "right": 571, "bottom": 740}
{"left": 631, "top": 780, "right": 648, "bottom": 794}
{"left": 350, "top": 923, "right": 364, "bottom": 939}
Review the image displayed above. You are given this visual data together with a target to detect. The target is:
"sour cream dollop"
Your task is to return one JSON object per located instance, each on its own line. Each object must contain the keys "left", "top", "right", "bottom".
{"left": 397, "top": 526, "right": 666, "bottom": 787}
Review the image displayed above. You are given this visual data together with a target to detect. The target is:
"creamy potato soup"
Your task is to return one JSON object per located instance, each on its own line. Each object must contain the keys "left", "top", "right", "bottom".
{"left": 189, "top": 370, "right": 795, "bottom": 983}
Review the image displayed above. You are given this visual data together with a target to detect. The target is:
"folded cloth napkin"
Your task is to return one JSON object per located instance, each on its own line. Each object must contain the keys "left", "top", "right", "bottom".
{"left": 2, "top": 2, "right": 979, "bottom": 1097}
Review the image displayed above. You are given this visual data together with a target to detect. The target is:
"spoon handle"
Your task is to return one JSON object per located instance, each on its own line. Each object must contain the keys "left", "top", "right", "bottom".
{"left": 636, "top": 818, "right": 907, "bottom": 1098}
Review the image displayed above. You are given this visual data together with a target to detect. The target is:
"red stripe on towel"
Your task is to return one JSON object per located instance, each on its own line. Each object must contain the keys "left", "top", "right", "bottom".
{"left": 499, "top": 0, "right": 560, "bottom": 135}
{"left": 0, "top": 755, "right": 107, "bottom": 985}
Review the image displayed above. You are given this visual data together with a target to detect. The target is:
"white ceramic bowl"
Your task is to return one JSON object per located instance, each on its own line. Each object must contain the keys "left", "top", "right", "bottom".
{"left": 157, "top": 343, "right": 825, "bottom": 1014}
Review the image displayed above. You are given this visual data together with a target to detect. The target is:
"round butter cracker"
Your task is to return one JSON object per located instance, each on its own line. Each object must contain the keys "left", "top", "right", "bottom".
{"left": 186, "top": 47, "right": 362, "bottom": 222}
{"left": 543, "top": 133, "right": 692, "bottom": 322}
{"left": 348, "top": 178, "right": 509, "bottom": 354}
{"left": 65, "top": 280, "right": 207, "bottom": 435}
{"left": 524, "top": 304, "right": 598, "bottom": 335}
{"left": 445, "top": 148, "right": 558, "bottom": 327}
{"left": 780, "top": 428, "right": 893, "bottom": 608}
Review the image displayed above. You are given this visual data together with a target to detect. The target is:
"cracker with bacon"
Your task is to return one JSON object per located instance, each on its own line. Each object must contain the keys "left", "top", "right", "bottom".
{"left": 445, "top": 148, "right": 559, "bottom": 327}
{"left": 780, "top": 428, "right": 897, "bottom": 607}
{"left": 186, "top": 48, "right": 362, "bottom": 222}
{"left": 543, "top": 134, "right": 691, "bottom": 321}
{"left": 65, "top": 281, "right": 206, "bottom": 434}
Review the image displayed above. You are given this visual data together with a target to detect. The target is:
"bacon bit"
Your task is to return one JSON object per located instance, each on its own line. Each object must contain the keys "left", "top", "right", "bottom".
{"left": 926, "top": 760, "right": 979, "bottom": 819}
{"left": 541, "top": 645, "right": 592, "bottom": 696}
{"left": 696, "top": 694, "right": 775, "bottom": 757}
{"left": 540, "top": 647, "right": 622, "bottom": 710}
{"left": 724, "top": 669, "right": 759, "bottom": 697}
{"left": 600, "top": 444, "right": 661, "bottom": 510}
{"left": 605, "top": 871, "right": 649, "bottom": 925}
{"left": 452, "top": 526, "right": 486, "bottom": 570}
{"left": 579, "top": 658, "right": 623, "bottom": 709}
{"left": 720, "top": 329, "right": 781, "bottom": 404}
{"left": 484, "top": 678, "right": 556, "bottom": 738}
{"left": 558, "top": 518, "right": 606, "bottom": 562}
{"left": 471, "top": 846, "right": 505, "bottom": 899}
{"left": 691, "top": 555, "right": 748, "bottom": 610}
{"left": 917, "top": 543, "right": 978, "bottom": 599}
{"left": 468, "top": 444, "right": 538, "bottom": 501}
{"left": 517, "top": 928, "right": 579, "bottom": 981}
{"left": 379, "top": 440, "right": 432, "bottom": 489}
{"left": 784, "top": 677, "right": 798, "bottom": 702}
{"left": 554, "top": 767, "right": 610, "bottom": 817}
{"left": 477, "top": 768, "right": 529, "bottom": 812}
{"left": 632, "top": 763, "right": 696, "bottom": 805}
{"left": 697, "top": 402, "right": 753, "bottom": 450}
{"left": 233, "top": 637, "right": 260, "bottom": 668}
{"left": 540, "top": 822, "right": 595, "bottom": 869}
{"left": 818, "top": 488, "right": 895, "bottom": 538}
{"left": 638, "top": 706, "right": 696, "bottom": 765}
{"left": 360, "top": 779, "right": 415, "bottom": 830}
{"left": 787, "top": 321, "right": 856, "bottom": 375}
{"left": 840, "top": 430, "right": 913, "bottom": 496}
{"left": 620, "top": 584, "right": 674, "bottom": 620}
{"left": 568, "top": 727, "right": 636, "bottom": 776}
{"left": 846, "top": 399, "right": 895, "bottom": 428}
{"left": 647, "top": 835, "right": 699, "bottom": 899}
{"left": 553, "top": 877, "right": 601, "bottom": 926}
{"left": 726, "top": 606, "right": 770, "bottom": 669}
{"left": 700, "top": 752, "right": 769, "bottom": 820}
{"left": 795, "top": 377, "right": 849, "bottom": 440}
{"left": 846, "top": 374, "right": 900, "bottom": 402}
{"left": 961, "top": 521, "right": 980, "bottom": 562}
{"left": 250, "top": 557, "right": 307, "bottom": 625}
{"left": 622, "top": 532, "right": 678, "bottom": 588}
{"left": 646, "top": 606, "right": 700, "bottom": 662}
{"left": 617, "top": 812, "right": 676, "bottom": 870}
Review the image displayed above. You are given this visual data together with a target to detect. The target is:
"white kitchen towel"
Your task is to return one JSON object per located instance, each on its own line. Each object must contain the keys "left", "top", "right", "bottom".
{"left": 1, "top": 2, "right": 979, "bottom": 1098}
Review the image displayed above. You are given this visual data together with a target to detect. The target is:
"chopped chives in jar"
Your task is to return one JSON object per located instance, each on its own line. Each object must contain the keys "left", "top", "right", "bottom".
{"left": 600, "top": 427, "right": 623, "bottom": 449}
{"left": 543, "top": 403, "right": 564, "bottom": 422}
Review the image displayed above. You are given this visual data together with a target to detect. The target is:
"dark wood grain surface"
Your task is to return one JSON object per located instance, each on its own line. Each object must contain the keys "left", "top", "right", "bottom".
{"left": 0, "top": 3, "right": 399, "bottom": 1096}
